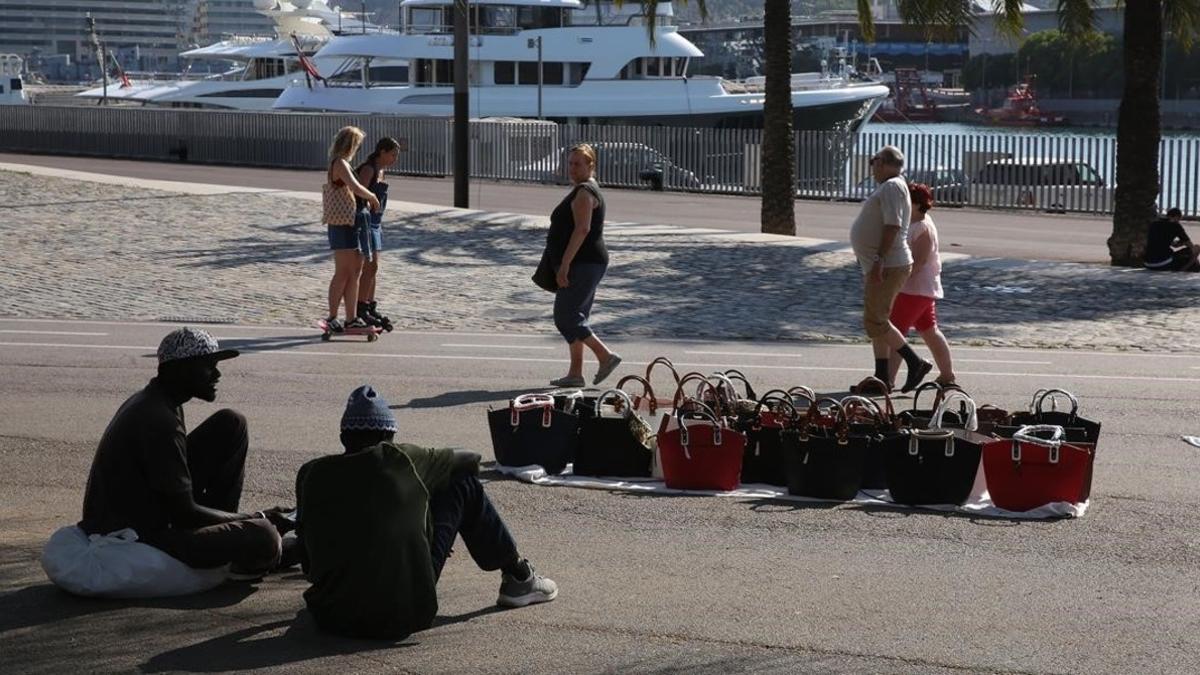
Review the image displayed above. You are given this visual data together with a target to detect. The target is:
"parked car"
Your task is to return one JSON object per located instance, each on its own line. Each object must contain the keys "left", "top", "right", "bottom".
{"left": 518, "top": 142, "right": 703, "bottom": 190}
{"left": 970, "top": 158, "right": 1112, "bottom": 213}
{"left": 854, "top": 168, "right": 969, "bottom": 205}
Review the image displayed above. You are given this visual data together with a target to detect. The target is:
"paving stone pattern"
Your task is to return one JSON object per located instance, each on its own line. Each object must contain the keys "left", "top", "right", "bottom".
{"left": 2, "top": 171, "right": 1198, "bottom": 352}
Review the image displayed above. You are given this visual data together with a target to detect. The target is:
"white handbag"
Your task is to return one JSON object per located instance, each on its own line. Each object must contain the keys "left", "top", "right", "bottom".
{"left": 41, "top": 525, "right": 227, "bottom": 598}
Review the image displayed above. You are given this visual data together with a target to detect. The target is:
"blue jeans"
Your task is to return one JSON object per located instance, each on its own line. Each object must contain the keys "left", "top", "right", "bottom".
{"left": 553, "top": 262, "right": 607, "bottom": 343}
{"left": 428, "top": 474, "right": 519, "bottom": 581}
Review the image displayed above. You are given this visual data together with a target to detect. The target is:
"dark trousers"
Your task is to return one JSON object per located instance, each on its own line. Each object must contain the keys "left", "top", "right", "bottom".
{"left": 553, "top": 262, "right": 607, "bottom": 343}
{"left": 428, "top": 474, "right": 519, "bottom": 581}
{"left": 144, "top": 409, "right": 282, "bottom": 571}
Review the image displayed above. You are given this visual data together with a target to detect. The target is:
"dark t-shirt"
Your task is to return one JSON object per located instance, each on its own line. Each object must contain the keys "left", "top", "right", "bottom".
{"left": 79, "top": 379, "right": 192, "bottom": 537}
{"left": 1145, "top": 217, "right": 1191, "bottom": 266}
{"left": 296, "top": 442, "right": 455, "bottom": 640}
{"left": 354, "top": 162, "right": 379, "bottom": 211}
{"left": 547, "top": 179, "right": 608, "bottom": 265}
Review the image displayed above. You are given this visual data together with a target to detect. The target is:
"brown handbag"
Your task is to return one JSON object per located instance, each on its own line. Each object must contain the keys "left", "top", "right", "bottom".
{"left": 322, "top": 162, "right": 356, "bottom": 226}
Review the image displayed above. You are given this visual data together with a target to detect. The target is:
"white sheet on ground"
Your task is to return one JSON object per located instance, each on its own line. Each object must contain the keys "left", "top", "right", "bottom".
{"left": 1183, "top": 436, "right": 1200, "bottom": 448}
{"left": 493, "top": 463, "right": 1088, "bottom": 520}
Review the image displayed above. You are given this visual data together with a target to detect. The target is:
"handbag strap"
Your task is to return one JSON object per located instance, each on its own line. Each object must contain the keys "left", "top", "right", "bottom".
{"left": 930, "top": 390, "right": 978, "bottom": 431}
{"left": 1011, "top": 424, "right": 1067, "bottom": 463}
{"left": 672, "top": 372, "right": 723, "bottom": 416}
{"left": 510, "top": 393, "right": 556, "bottom": 427}
{"left": 616, "top": 374, "right": 657, "bottom": 415}
{"left": 593, "top": 388, "right": 635, "bottom": 419}
{"left": 909, "top": 381, "right": 944, "bottom": 412}
{"left": 645, "top": 356, "right": 680, "bottom": 389}
{"left": 721, "top": 369, "right": 757, "bottom": 400}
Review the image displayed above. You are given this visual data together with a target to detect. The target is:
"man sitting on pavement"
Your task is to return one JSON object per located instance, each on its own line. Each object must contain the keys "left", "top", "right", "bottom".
{"left": 1144, "top": 207, "right": 1199, "bottom": 272}
{"left": 79, "top": 327, "right": 288, "bottom": 580}
{"left": 295, "top": 385, "right": 557, "bottom": 640}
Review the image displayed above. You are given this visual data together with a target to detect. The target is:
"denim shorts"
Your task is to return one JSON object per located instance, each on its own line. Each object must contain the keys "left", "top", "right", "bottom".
{"left": 327, "top": 225, "right": 357, "bottom": 250}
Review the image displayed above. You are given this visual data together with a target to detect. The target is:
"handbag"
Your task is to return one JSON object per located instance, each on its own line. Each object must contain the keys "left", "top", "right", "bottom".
{"left": 487, "top": 393, "right": 579, "bottom": 474}
{"left": 737, "top": 390, "right": 796, "bottom": 486}
{"left": 644, "top": 357, "right": 683, "bottom": 411}
{"left": 575, "top": 389, "right": 655, "bottom": 478}
{"left": 782, "top": 397, "right": 881, "bottom": 500}
{"left": 884, "top": 390, "right": 991, "bottom": 506}
{"left": 322, "top": 173, "right": 356, "bottom": 225}
{"left": 657, "top": 401, "right": 746, "bottom": 491}
{"left": 842, "top": 393, "right": 900, "bottom": 490}
{"left": 982, "top": 424, "right": 1096, "bottom": 511}
{"left": 532, "top": 249, "right": 558, "bottom": 293}
{"left": 897, "top": 382, "right": 963, "bottom": 429}
{"left": 994, "top": 389, "right": 1101, "bottom": 448}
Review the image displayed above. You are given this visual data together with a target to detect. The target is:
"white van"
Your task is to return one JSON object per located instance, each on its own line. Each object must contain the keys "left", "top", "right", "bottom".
{"left": 971, "top": 158, "right": 1113, "bottom": 213}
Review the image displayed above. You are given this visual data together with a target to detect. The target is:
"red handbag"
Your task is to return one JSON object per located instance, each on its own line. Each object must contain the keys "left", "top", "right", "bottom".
{"left": 657, "top": 401, "right": 746, "bottom": 491}
{"left": 983, "top": 424, "right": 1095, "bottom": 511}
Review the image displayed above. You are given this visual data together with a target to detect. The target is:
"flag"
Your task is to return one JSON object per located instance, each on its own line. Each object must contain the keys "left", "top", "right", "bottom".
{"left": 290, "top": 34, "right": 324, "bottom": 84}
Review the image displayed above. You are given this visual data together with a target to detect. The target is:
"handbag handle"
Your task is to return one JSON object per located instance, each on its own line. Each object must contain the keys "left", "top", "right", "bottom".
{"left": 674, "top": 400, "right": 723, "bottom": 458}
{"left": 1035, "top": 389, "right": 1079, "bottom": 419}
{"left": 707, "top": 372, "right": 741, "bottom": 410}
{"left": 1011, "top": 424, "right": 1067, "bottom": 464}
{"left": 721, "top": 369, "right": 757, "bottom": 400}
{"left": 1028, "top": 388, "right": 1051, "bottom": 412}
{"left": 616, "top": 374, "right": 657, "bottom": 416}
{"left": 510, "top": 393, "right": 556, "bottom": 428}
{"left": 909, "top": 381, "right": 944, "bottom": 411}
{"left": 787, "top": 386, "right": 817, "bottom": 408}
{"left": 751, "top": 391, "right": 798, "bottom": 426}
{"left": 930, "top": 389, "right": 978, "bottom": 432}
{"left": 593, "top": 388, "right": 636, "bottom": 419}
{"left": 851, "top": 376, "right": 897, "bottom": 420}
{"left": 840, "top": 395, "right": 884, "bottom": 426}
{"left": 672, "top": 372, "right": 724, "bottom": 416}
{"left": 645, "top": 356, "right": 681, "bottom": 388}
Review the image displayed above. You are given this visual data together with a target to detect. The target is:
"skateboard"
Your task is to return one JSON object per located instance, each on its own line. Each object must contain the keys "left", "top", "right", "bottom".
{"left": 317, "top": 319, "right": 382, "bottom": 342}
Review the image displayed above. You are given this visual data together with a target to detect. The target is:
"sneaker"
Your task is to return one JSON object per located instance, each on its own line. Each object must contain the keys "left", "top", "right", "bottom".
{"left": 497, "top": 562, "right": 558, "bottom": 608}
{"left": 549, "top": 375, "right": 586, "bottom": 388}
{"left": 357, "top": 303, "right": 381, "bottom": 327}
{"left": 592, "top": 353, "right": 623, "bottom": 386}
{"left": 900, "top": 359, "right": 934, "bottom": 394}
{"left": 344, "top": 317, "right": 370, "bottom": 330}
{"left": 368, "top": 301, "right": 394, "bottom": 331}
{"left": 324, "top": 317, "right": 344, "bottom": 333}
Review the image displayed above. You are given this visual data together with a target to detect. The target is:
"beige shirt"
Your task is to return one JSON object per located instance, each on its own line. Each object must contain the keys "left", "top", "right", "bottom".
{"left": 850, "top": 176, "right": 913, "bottom": 272}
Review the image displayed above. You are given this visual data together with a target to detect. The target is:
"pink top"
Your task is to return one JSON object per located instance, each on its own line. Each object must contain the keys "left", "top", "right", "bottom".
{"left": 901, "top": 215, "right": 943, "bottom": 299}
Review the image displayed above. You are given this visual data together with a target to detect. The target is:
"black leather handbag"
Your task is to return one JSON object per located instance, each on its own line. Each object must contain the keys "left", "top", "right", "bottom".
{"left": 884, "top": 391, "right": 989, "bottom": 506}
{"left": 574, "top": 389, "right": 655, "bottom": 478}
{"left": 487, "top": 394, "right": 579, "bottom": 474}
{"left": 737, "top": 390, "right": 796, "bottom": 486}
{"left": 782, "top": 398, "right": 872, "bottom": 500}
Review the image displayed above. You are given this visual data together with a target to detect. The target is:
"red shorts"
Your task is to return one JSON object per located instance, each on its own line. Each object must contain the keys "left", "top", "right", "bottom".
{"left": 890, "top": 292, "right": 938, "bottom": 333}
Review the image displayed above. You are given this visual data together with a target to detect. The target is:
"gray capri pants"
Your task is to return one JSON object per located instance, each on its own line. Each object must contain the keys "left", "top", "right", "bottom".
{"left": 553, "top": 263, "right": 607, "bottom": 343}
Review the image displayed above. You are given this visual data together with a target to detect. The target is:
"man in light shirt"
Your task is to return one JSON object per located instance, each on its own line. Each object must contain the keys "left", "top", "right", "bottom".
{"left": 848, "top": 146, "right": 933, "bottom": 393}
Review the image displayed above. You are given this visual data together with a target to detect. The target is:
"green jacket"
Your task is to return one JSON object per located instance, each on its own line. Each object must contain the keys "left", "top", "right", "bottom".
{"left": 296, "top": 442, "right": 455, "bottom": 640}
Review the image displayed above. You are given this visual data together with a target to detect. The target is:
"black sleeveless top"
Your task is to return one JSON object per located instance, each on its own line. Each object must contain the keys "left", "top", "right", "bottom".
{"left": 547, "top": 179, "right": 607, "bottom": 265}
{"left": 355, "top": 162, "right": 380, "bottom": 211}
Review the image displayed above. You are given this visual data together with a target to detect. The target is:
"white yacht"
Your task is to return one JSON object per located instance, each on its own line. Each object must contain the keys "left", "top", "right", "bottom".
{"left": 0, "top": 54, "right": 28, "bottom": 105}
{"left": 76, "top": 0, "right": 406, "bottom": 110}
{"left": 273, "top": 0, "right": 889, "bottom": 130}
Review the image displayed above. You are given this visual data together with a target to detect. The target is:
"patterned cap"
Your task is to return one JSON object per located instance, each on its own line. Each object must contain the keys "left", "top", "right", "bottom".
{"left": 341, "top": 385, "right": 398, "bottom": 432}
{"left": 157, "top": 327, "right": 240, "bottom": 365}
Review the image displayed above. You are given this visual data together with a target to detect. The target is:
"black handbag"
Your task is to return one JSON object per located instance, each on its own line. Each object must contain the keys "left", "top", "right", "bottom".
{"left": 532, "top": 250, "right": 558, "bottom": 293}
{"left": 840, "top": 394, "right": 899, "bottom": 490}
{"left": 782, "top": 398, "right": 871, "bottom": 500}
{"left": 487, "top": 394, "right": 579, "bottom": 474}
{"left": 737, "top": 390, "right": 796, "bottom": 486}
{"left": 883, "top": 391, "right": 989, "bottom": 506}
{"left": 574, "top": 389, "right": 655, "bottom": 478}
{"left": 993, "top": 389, "right": 1100, "bottom": 446}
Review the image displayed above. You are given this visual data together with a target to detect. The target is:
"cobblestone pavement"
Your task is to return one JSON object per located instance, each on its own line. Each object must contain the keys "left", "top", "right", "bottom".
{"left": 2, "top": 169, "right": 1198, "bottom": 352}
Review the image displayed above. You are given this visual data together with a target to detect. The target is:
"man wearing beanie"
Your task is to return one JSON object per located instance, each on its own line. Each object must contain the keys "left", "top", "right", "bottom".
{"left": 295, "top": 385, "right": 557, "bottom": 640}
{"left": 79, "top": 327, "right": 286, "bottom": 582}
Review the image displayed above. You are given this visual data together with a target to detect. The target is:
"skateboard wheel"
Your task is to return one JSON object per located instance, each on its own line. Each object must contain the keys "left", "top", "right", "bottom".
{"left": 367, "top": 332, "right": 378, "bottom": 342}
{"left": 321, "top": 332, "right": 331, "bottom": 342}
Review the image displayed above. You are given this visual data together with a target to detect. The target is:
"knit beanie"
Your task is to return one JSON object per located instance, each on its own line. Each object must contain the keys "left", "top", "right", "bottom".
{"left": 340, "top": 385, "right": 398, "bottom": 432}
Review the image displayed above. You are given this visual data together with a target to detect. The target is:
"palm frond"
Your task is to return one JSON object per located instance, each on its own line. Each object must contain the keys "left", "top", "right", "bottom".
{"left": 1055, "top": 0, "right": 1096, "bottom": 39}
{"left": 621, "top": 0, "right": 708, "bottom": 48}
{"left": 857, "top": 0, "right": 876, "bottom": 43}
{"left": 1165, "top": 0, "right": 1200, "bottom": 50}
{"left": 895, "top": 0, "right": 979, "bottom": 42}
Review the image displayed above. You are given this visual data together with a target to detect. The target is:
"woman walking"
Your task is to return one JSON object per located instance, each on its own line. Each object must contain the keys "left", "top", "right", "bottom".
{"left": 545, "top": 144, "right": 621, "bottom": 388}
{"left": 888, "top": 182, "right": 955, "bottom": 387}
{"left": 323, "top": 126, "right": 380, "bottom": 332}
{"left": 355, "top": 137, "right": 402, "bottom": 329}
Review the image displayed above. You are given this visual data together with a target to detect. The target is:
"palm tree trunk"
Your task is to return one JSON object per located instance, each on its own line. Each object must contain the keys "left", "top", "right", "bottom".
{"left": 1108, "top": 0, "right": 1162, "bottom": 266}
{"left": 760, "top": 0, "right": 795, "bottom": 235}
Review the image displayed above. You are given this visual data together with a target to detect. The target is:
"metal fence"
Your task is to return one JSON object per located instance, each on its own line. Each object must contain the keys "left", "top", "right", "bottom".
{"left": 3, "top": 105, "right": 1198, "bottom": 216}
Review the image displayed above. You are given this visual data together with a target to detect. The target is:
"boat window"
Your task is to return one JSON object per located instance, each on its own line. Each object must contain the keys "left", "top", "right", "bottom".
{"left": 197, "top": 88, "right": 285, "bottom": 98}
{"left": 480, "top": 6, "right": 518, "bottom": 34}
{"left": 412, "top": 58, "right": 454, "bottom": 86}
{"left": 518, "top": 6, "right": 563, "bottom": 29}
{"left": 567, "top": 62, "right": 590, "bottom": 85}
{"left": 516, "top": 61, "right": 565, "bottom": 85}
{"left": 409, "top": 7, "right": 447, "bottom": 33}
{"left": 495, "top": 62, "right": 515, "bottom": 85}
{"left": 618, "top": 57, "right": 683, "bottom": 80}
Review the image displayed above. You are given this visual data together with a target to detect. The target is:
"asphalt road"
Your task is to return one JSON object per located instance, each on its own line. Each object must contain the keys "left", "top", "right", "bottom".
{"left": 2, "top": 320, "right": 1198, "bottom": 674}
{"left": 0, "top": 152, "right": 1150, "bottom": 263}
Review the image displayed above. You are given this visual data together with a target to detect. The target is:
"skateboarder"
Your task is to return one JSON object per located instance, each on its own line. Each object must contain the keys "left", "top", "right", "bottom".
{"left": 355, "top": 136, "right": 402, "bottom": 331}
{"left": 295, "top": 385, "right": 558, "bottom": 639}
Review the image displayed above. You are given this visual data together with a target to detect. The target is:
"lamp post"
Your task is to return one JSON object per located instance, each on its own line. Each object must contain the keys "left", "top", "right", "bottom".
{"left": 527, "top": 36, "right": 543, "bottom": 120}
{"left": 453, "top": 0, "right": 469, "bottom": 207}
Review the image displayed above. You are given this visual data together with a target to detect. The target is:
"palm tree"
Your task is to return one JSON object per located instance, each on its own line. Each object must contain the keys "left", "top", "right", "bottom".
{"left": 871, "top": 0, "right": 1200, "bottom": 267}
{"left": 760, "top": 0, "right": 797, "bottom": 235}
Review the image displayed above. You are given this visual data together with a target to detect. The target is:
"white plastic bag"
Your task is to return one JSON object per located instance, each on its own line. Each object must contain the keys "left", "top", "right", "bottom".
{"left": 41, "top": 525, "right": 227, "bottom": 598}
